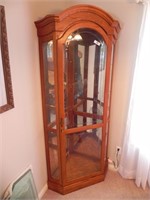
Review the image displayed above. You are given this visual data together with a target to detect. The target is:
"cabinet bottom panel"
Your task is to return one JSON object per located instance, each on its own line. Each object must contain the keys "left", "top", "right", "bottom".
{"left": 48, "top": 165, "right": 108, "bottom": 194}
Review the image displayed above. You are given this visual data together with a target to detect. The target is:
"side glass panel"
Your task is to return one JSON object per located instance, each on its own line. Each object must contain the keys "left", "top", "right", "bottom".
{"left": 43, "top": 41, "right": 56, "bottom": 128}
{"left": 64, "top": 29, "right": 106, "bottom": 129}
{"left": 107, "top": 44, "right": 114, "bottom": 118}
{"left": 48, "top": 131, "right": 60, "bottom": 180}
{"left": 43, "top": 41, "right": 60, "bottom": 180}
{"left": 66, "top": 128, "right": 102, "bottom": 181}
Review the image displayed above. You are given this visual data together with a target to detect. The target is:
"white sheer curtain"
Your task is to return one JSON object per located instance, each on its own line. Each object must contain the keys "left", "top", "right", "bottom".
{"left": 119, "top": 0, "right": 150, "bottom": 189}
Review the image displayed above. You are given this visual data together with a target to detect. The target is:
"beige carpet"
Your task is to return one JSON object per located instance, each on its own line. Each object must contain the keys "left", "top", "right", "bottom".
{"left": 42, "top": 167, "right": 150, "bottom": 200}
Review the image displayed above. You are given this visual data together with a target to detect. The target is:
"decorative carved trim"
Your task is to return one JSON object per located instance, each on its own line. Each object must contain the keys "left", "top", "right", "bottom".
{"left": 0, "top": 6, "right": 14, "bottom": 113}
{"left": 35, "top": 5, "right": 121, "bottom": 42}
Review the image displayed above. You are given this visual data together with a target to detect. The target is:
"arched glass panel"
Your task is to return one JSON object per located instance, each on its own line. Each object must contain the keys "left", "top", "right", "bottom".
{"left": 63, "top": 29, "right": 107, "bottom": 181}
{"left": 64, "top": 28, "right": 107, "bottom": 129}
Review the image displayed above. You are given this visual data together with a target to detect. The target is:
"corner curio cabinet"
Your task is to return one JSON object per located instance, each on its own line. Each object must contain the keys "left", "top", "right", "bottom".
{"left": 35, "top": 5, "right": 120, "bottom": 194}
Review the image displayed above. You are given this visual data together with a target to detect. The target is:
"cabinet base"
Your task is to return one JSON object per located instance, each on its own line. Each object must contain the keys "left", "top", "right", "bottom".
{"left": 48, "top": 172, "right": 107, "bottom": 194}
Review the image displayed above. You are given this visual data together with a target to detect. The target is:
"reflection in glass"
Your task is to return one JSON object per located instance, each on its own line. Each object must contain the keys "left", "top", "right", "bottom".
{"left": 48, "top": 131, "right": 60, "bottom": 180}
{"left": 66, "top": 128, "right": 102, "bottom": 181}
{"left": 107, "top": 44, "right": 114, "bottom": 118}
{"left": 43, "top": 41, "right": 56, "bottom": 128}
{"left": 64, "top": 29, "right": 106, "bottom": 129}
{"left": 43, "top": 41, "right": 60, "bottom": 180}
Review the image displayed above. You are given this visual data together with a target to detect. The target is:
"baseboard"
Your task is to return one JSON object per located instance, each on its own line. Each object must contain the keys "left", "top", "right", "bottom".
{"left": 38, "top": 183, "right": 48, "bottom": 199}
{"left": 108, "top": 159, "right": 118, "bottom": 171}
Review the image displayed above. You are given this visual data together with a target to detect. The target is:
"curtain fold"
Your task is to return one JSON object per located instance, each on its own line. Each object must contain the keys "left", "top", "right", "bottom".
{"left": 119, "top": 0, "right": 150, "bottom": 189}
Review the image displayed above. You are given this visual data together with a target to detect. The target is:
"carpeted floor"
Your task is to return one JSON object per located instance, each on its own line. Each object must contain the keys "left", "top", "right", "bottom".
{"left": 42, "top": 167, "right": 150, "bottom": 200}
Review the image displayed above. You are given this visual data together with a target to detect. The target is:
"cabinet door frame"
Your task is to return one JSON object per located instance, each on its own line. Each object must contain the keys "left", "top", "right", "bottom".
{"left": 56, "top": 23, "right": 113, "bottom": 185}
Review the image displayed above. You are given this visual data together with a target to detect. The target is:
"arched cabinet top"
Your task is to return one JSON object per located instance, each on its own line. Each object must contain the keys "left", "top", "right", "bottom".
{"left": 35, "top": 4, "right": 120, "bottom": 43}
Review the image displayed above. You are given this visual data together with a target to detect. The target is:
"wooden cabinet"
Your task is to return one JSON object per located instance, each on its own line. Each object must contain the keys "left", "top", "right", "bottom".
{"left": 35, "top": 5, "right": 120, "bottom": 194}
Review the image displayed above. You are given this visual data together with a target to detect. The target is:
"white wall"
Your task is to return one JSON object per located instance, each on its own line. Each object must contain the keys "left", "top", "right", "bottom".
{"left": 0, "top": 0, "right": 143, "bottom": 197}
{"left": 0, "top": 0, "right": 47, "bottom": 197}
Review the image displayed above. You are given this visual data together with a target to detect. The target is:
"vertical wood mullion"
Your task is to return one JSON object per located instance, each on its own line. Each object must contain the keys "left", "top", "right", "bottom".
{"left": 67, "top": 42, "right": 76, "bottom": 153}
{"left": 83, "top": 45, "right": 89, "bottom": 125}
{"left": 93, "top": 45, "right": 101, "bottom": 124}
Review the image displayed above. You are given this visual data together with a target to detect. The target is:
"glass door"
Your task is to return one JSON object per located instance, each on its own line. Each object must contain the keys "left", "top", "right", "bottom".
{"left": 62, "top": 28, "right": 107, "bottom": 181}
